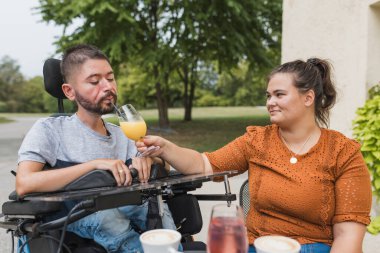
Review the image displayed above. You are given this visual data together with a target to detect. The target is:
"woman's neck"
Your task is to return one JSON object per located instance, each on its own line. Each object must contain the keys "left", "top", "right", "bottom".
{"left": 279, "top": 123, "right": 320, "bottom": 142}
{"left": 278, "top": 122, "right": 321, "bottom": 155}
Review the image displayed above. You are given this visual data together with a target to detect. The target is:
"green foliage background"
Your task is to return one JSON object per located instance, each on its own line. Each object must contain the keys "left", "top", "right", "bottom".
{"left": 353, "top": 83, "right": 380, "bottom": 235}
{"left": 0, "top": 0, "right": 282, "bottom": 119}
{"left": 0, "top": 55, "right": 271, "bottom": 114}
{"left": 35, "top": 0, "right": 282, "bottom": 126}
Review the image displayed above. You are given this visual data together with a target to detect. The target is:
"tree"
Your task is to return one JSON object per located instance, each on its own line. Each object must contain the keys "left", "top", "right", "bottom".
{"left": 14, "top": 77, "right": 46, "bottom": 112}
{"left": 216, "top": 61, "right": 269, "bottom": 106}
{"left": 37, "top": 0, "right": 282, "bottom": 126}
{"left": 169, "top": 0, "right": 282, "bottom": 120}
{"left": 37, "top": 0, "right": 178, "bottom": 128}
{"left": 0, "top": 56, "right": 24, "bottom": 112}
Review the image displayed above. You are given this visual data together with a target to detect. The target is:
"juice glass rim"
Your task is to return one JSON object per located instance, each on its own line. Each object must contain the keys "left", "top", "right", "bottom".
{"left": 211, "top": 203, "right": 244, "bottom": 218}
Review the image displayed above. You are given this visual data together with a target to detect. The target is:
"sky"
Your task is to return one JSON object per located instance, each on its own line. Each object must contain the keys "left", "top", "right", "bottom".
{"left": 0, "top": 0, "right": 62, "bottom": 78}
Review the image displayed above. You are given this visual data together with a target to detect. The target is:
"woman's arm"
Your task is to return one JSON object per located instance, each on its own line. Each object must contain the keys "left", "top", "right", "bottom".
{"left": 137, "top": 135, "right": 213, "bottom": 175}
{"left": 331, "top": 221, "right": 366, "bottom": 253}
{"left": 331, "top": 141, "right": 371, "bottom": 253}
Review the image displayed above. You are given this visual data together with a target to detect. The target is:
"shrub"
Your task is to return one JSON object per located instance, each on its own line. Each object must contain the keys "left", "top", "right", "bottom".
{"left": 353, "top": 83, "right": 380, "bottom": 234}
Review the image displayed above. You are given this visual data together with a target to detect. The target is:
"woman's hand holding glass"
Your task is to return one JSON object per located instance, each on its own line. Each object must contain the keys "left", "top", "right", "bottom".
{"left": 136, "top": 135, "right": 165, "bottom": 158}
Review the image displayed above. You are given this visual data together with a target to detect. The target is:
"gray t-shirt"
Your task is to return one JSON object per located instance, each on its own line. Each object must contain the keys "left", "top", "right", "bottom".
{"left": 18, "top": 114, "right": 137, "bottom": 167}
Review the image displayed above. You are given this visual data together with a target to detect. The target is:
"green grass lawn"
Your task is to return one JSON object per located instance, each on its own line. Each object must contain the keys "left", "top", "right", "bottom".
{"left": 1, "top": 106, "right": 271, "bottom": 152}
{"left": 148, "top": 116, "right": 270, "bottom": 152}
{"left": 0, "top": 116, "right": 13, "bottom": 123}
{"left": 109, "top": 106, "right": 270, "bottom": 152}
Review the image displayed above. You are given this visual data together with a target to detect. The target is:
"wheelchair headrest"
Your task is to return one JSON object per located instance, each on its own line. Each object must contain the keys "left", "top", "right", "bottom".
{"left": 43, "top": 58, "right": 66, "bottom": 99}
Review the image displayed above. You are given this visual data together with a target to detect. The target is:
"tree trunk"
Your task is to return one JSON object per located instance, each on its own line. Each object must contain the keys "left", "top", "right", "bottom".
{"left": 183, "top": 90, "right": 191, "bottom": 121}
{"left": 150, "top": 1, "right": 170, "bottom": 129}
{"left": 186, "top": 79, "right": 196, "bottom": 121}
{"left": 182, "top": 66, "right": 192, "bottom": 121}
{"left": 155, "top": 81, "right": 170, "bottom": 129}
{"left": 154, "top": 66, "right": 170, "bottom": 129}
{"left": 184, "top": 63, "right": 197, "bottom": 121}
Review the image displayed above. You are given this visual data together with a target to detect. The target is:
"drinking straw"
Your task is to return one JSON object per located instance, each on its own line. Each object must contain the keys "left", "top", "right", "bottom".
{"left": 111, "top": 102, "right": 127, "bottom": 120}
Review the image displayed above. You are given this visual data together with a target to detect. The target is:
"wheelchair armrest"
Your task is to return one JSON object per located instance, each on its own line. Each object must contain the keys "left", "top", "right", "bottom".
{"left": 5, "top": 164, "right": 169, "bottom": 204}
{"left": 64, "top": 163, "right": 168, "bottom": 190}
{"left": 63, "top": 170, "right": 116, "bottom": 191}
{"left": 2, "top": 200, "right": 63, "bottom": 216}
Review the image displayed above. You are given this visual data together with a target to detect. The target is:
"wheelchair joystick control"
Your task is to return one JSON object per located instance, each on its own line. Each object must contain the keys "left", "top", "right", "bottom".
{"left": 129, "top": 168, "right": 138, "bottom": 178}
{"left": 125, "top": 158, "right": 138, "bottom": 179}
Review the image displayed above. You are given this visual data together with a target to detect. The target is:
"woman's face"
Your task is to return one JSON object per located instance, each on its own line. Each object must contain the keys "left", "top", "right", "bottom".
{"left": 266, "top": 73, "right": 313, "bottom": 127}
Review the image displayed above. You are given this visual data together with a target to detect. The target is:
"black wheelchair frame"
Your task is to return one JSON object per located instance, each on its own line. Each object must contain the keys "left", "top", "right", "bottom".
{"left": 1, "top": 169, "right": 236, "bottom": 253}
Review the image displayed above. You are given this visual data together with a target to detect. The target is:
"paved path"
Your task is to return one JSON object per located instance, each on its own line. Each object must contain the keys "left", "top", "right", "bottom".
{"left": 0, "top": 116, "right": 378, "bottom": 252}
{"left": 0, "top": 116, "right": 42, "bottom": 252}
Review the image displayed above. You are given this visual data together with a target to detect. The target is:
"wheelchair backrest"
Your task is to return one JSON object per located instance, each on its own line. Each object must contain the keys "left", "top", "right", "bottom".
{"left": 43, "top": 58, "right": 66, "bottom": 113}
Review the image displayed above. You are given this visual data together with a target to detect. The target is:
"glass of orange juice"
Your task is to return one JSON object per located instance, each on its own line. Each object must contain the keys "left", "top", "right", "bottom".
{"left": 117, "top": 104, "right": 159, "bottom": 156}
{"left": 118, "top": 104, "right": 147, "bottom": 141}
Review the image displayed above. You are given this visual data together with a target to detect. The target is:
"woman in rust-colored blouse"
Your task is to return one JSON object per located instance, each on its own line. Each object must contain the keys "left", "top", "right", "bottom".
{"left": 137, "top": 58, "right": 372, "bottom": 253}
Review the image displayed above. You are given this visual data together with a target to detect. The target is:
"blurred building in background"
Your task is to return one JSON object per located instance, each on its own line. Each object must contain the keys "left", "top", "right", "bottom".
{"left": 282, "top": 0, "right": 380, "bottom": 136}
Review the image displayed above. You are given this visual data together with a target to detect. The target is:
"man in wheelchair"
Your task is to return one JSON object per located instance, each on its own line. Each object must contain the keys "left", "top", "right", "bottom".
{"left": 15, "top": 44, "right": 176, "bottom": 253}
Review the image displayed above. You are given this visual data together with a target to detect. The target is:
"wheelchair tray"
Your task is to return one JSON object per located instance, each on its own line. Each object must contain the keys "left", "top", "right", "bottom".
{"left": 22, "top": 171, "right": 238, "bottom": 202}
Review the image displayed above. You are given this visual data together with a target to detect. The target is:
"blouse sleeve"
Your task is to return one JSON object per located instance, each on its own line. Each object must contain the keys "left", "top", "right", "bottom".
{"left": 332, "top": 140, "right": 372, "bottom": 225}
{"left": 204, "top": 131, "right": 251, "bottom": 174}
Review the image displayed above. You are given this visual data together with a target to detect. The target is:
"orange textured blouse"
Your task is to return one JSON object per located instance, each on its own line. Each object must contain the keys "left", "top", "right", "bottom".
{"left": 205, "top": 124, "right": 372, "bottom": 245}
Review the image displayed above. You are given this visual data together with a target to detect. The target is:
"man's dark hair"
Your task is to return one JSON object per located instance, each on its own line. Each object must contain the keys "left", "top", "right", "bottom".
{"left": 61, "top": 44, "right": 110, "bottom": 83}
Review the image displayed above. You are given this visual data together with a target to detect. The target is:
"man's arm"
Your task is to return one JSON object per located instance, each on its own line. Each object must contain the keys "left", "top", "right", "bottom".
{"left": 16, "top": 159, "right": 134, "bottom": 196}
{"left": 17, "top": 161, "right": 95, "bottom": 195}
{"left": 331, "top": 221, "right": 366, "bottom": 253}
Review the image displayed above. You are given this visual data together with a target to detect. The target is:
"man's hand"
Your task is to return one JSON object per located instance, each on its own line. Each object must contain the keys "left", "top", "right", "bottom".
{"left": 92, "top": 159, "right": 132, "bottom": 186}
{"left": 130, "top": 156, "right": 153, "bottom": 183}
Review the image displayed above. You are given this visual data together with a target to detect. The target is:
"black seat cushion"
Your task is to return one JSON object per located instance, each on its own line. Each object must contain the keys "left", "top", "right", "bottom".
{"left": 2, "top": 200, "right": 63, "bottom": 216}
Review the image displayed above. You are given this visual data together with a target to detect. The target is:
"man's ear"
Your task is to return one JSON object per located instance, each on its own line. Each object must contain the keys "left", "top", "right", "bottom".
{"left": 62, "top": 83, "right": 75, "bottom": 101}
{"left": 304, "top": 89, "right": 315, "bottom": 107}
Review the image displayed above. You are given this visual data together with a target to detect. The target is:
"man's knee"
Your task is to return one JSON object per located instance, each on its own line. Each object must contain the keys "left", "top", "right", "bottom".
{"left": 95, "top": 209, "right": 133, "bottom": 236}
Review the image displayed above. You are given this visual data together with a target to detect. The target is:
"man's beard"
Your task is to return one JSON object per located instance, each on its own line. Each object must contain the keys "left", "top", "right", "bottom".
{"left": 75, "top": 91, "right": 117, "bottom": 115}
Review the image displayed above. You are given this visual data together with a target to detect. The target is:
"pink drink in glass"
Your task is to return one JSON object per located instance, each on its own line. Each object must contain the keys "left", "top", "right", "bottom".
{"left": 207, "top": 216, "right": 248, "bottom": 253}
